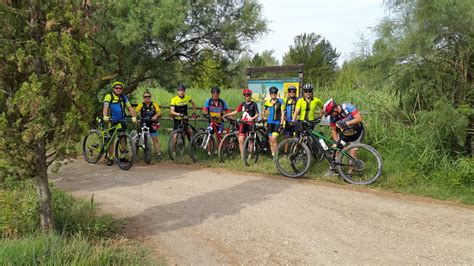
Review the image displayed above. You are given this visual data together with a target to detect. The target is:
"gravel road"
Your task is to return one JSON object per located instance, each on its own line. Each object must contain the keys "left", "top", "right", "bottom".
{"left": 53, "top": 159, "right": 474, "bottom": 264}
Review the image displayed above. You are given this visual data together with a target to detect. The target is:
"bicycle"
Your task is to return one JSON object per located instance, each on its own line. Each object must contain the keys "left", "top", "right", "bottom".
{"left": 242, "top": 120, "right": 270, "bottom": 166}
{"left": 168, "top": 115, "right": 203, "bottom": 161}
{"left": 274, "top": 120, "right": 383, "bottom": 185}
{"left": 217, "top": 117, "right": 240, "bottom": 163}
{"left": 82, "top": 117, "right": 137, "bottom": 170}
{"left": 130, "top": 118, "right": 156, "bottom": 164}
{"left": 188, "top": 116, "right": 239, "bottom": 163}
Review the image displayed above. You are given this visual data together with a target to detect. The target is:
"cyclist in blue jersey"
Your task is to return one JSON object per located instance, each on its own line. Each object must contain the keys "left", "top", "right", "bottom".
{"left": 281, "top": 85, "right": 299, "bottom": 138}
{"left": 324, "top": 98, "right": 364, "bottom": 175}
{"left": 263, "top": 86, "right": 283, "bottom": 157}
{"left": 102, "top": 81, "right": 137, "bottom": 165}
{"left": 202, "top": 86, "right": 230, "bottom": 142}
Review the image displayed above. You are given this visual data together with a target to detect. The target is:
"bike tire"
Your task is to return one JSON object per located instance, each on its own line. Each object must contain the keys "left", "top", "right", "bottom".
{"left": 274, "top": 138, "right": 312, "bottom": 178}
{"left": 168, "top": 130, "right": 186, "bottom": 161}
{"left": 82, "top": 130, "right": 103, "bottom": 164}
{"left": 335, "top": 143, "right": 383, "bottom": 185}
{"left": 188, "top": 131, "right": 215, "bottom": 163}
{"left": 114, "top": 133, "right": 136, "bottom": 170}
{"left": 218, "top": 132, "right": 239, "bottom": 163}
{"left": 143, "top": 132, "right": 153, "bottom": 164}
{"left": 243, "top": 136, "right": 260, "bottom": 166}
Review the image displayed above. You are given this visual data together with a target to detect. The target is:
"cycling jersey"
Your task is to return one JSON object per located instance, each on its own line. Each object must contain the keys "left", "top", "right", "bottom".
{"left": 264, "top": 98, "right": 283, "bottom": 124}
{"left": 330, "top": 102, "right": 363, "bottom": 138}
{"left": 282, "top": 97, "right": 298, "bottom": 122}
{"left": 103, "top": 93, "right": 131, "bottom": 121}
{"left": 203, "top": 98, "right": 228, "bottom": 119}
{"left": 295, "top": 97, "right": 323, "bottom": 121}
{"left": 170, "top": 95, "right": 193, "bottom": 120}
{"left": 236, "top": 101, "right": 259, "bottom": 121}
{"left": 135, "top": 102, "right": 161, "bottom": 120}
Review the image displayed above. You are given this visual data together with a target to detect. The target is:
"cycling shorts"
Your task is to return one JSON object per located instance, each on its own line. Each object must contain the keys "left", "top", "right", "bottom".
{"left": 238, "top": 122, "right": 253, "bottom": 136}
{"left": 111, "top": 120, "right": 126, "bottom": 132}
{"left": 339, "top": 124, "right": 364, "bottom": 143}
{"left": 267, "top": 123, "right": 280, "bottom": 137}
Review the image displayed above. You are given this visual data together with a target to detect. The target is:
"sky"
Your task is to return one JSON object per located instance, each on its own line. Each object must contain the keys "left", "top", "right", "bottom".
{"left": 250, "top": 0, "right": 387, "bottom": 66}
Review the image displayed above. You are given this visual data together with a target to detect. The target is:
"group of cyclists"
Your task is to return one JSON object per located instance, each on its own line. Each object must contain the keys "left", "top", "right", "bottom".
{"left": 102, "top": 81, "right": 365, "bottom": 174}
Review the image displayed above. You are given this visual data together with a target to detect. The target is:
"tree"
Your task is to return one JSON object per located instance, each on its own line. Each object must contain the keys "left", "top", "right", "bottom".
{"left": 251, "top": 50, "right": 279, "bottom": 67}
{"left": 283, "top": 33, "right": 339, "bottom": 85}
{"left": 0, "top": 1, "right": 96, "bottom": 232}
{"left": 89, "top": 0, "right": 267, "bottom": 92}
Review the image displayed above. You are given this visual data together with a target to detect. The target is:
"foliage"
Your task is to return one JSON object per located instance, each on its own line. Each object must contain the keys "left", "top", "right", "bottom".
{"left": 90, "top": 0, "right": 267, "bottom": 92}
{"left": 1, "top": 181, "right": 114, "bottom": 238}
{"left": 0, "top": 233, "right": 153, "bottom": 265}
{"left": 283, "top": 33, "right": 339, "bottom": 85}
{"left": 0, "top": 1, "right": 96, "bottom": 180}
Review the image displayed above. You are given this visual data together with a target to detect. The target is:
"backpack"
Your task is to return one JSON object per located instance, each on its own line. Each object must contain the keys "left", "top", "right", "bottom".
{"left": 107, "top": 92, "right": 126, "bottom": 118}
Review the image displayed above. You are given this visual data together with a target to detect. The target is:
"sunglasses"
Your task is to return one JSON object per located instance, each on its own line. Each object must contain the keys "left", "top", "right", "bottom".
{"left": 143, "top": 95, "right": 151, "bottom": 98}
{"left": 288, "top": 91, "right": 296, "bottom": 93}
{"left": 244, "top": 94, "right": 251, "bottom": 97}
{"left": 114, "top": 86, "right": 123, "bottom": 90}
{"left": 270, "top": 92, "right": 277, "bottom": 95}
{"left": 303, "top": 91, "right": 312, "bottom": 93}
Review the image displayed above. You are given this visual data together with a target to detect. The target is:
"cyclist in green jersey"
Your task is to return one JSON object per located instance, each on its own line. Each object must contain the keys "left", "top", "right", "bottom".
{"left": 292, "top": 83, "right": 323, "bottom": 128}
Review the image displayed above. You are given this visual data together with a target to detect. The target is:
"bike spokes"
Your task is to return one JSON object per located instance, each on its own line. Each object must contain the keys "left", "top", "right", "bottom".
{"left": 189, "top": 132, "right": 214, "bottom": 163}
{"left": 337, "top": 144, "right": 383, "bottom": 185}
{"left": 218, "top": 133, "right": 239, "bottom": 162}
{"left": 274, "top": 138, "right": 312, "bottom": 178}
{"left": 115, "top": 134, "right": 136, "bottom": 170}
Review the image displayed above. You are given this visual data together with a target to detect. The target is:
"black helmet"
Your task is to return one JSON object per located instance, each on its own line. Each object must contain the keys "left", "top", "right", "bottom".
{"left": 177, "top": 84, "right": 186, "bottom": 90}
{"left": 269, "top": 86, "right": 278, "bottom": 94}
{"left": 211, "top": 86, "right": 221, "bottom": 94}
{"left": 287, "top": 85, "right": 297, "bottom": 92}
{"left": 302, "top": 83, "right": 313, "bottom": 91}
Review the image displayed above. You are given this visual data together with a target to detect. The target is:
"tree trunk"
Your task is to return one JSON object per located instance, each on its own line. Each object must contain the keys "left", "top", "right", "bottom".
{"left": 30, "top": 0, "right": 53, "bottom": 233}
{"left": 34, "top": 137, "right": 54, "bottom": 232}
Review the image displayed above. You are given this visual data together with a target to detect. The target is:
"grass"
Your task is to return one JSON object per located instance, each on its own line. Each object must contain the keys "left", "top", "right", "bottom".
{"left": 0, "top": 233, "right": 153, "bottom": 265}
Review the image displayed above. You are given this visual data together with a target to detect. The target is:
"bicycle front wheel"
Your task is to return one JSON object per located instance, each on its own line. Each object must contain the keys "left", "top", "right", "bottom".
{"left": 114, "top": 133, "right": 136, "bottom": 170}
{"left": 218, "top": 133, "right": 239, "bottom": 163}
{"left": 274, "top": 138, "right": 312, "bottom": 178}
{"left": 188, "top": 132, "right": 215, "bottom": 163}
{"left": 168, "top": 130, "right": 186, "bottom": 161}
{"left": 243, "top": 136, "right": 260, "bottom": 166}
{"left": 143, "top": 132, "right": 153, "bottom": 164}
{"left": 82, "top": 130, "right": 103, "bottom": 163}
{"left": 335, "top": 143, "right": 383, "bottom": 185}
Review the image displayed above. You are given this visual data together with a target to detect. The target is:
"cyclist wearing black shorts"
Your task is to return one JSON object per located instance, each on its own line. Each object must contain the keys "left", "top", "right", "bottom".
{"left": 281, "top": 85, "right": 299, "bottom": 137}
{"left": 169, "top": 84, "right": 197, "bottom": 136}
{"left": 223, "top": 88, "right": 259, "bottom": 158}
{"left": 102, "top": 81, "right": 137, "bottom": 165}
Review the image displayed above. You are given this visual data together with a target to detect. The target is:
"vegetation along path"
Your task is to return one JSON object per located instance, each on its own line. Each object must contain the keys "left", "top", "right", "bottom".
{"left": 53, "top": 160, "right": 473, "bottom": 264}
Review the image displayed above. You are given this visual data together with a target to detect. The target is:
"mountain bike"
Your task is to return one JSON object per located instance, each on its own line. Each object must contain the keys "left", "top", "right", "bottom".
{"left": 82, "top": 117, "right": 136, "bottom": 170}
{"left": 168, "top": 115, "right": 203, "bottom": 161}
{"left": 217, "top": 117, "right": 240, "bottom": 163}
{"left": 188, "top": 116, "right": 239, "bottom": 163}
{"left": 274, "top": 120, "right": 383, "bottom": 185}
{"left": 242, "top": 120, "right": 270, "bottom": 166}
{"left": 130, "top": 118, "right": 155, "bottom": 164}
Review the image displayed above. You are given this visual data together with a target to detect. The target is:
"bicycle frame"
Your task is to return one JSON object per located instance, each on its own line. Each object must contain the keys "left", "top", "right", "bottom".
{"left": 300, "top": 121, "right": 356, "bottom": 168}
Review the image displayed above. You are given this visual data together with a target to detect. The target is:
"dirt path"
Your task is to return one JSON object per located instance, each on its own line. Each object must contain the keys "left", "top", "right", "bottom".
{"left": 53, "top": 159, "right": 474, "bottom": 264}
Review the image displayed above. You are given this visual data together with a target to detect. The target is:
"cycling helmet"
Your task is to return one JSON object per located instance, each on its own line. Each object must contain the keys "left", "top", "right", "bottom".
{"left": 287, "top": 85, "right": 297, "bottom": 92}
{"left": 211, "top": 86, "right": 221, "bottom": 94}
{"left": 177, "top": 84, "right": 186, "bottom": 90}
{"left": 302, "top": 83, "right": 313, "bottom": 92}
{"left": 324, "top": 98, "right": 336, "bottom": 116}
{"left": 269, "top": 86, "right": 278, "bottom": 94}
{"left": 111, "top": 81, "right": 124, "bottom": 89}
{"left": 242, "top": 88, "right": 252, "bottom": 95}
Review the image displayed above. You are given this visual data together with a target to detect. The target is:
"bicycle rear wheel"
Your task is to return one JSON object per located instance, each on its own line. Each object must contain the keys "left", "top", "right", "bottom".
{"left": 168, "top": 130, "right": 186, "bottom": 161}
{"left": 243, "top": 136, "right": 260, "bottom": 166}
{"left": 218, "top": 133, "right": 239, "bottom": 163}
{"left": 143, "top": 132, "right": 153, "bottom": 164}
{"left": 188, "top": 132, "right": 215, "bottom": 163}
{"left": 274, "top": 138, "right": 312, "bottom": 178}
{"left": 82, "top": 130, "right": 103, "bottom": 163}
{"left": 114, "top": 133, "right": 136, "bottom": 170}
{"left": 335, "top": 143, "right": 383, "bottom": 185}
